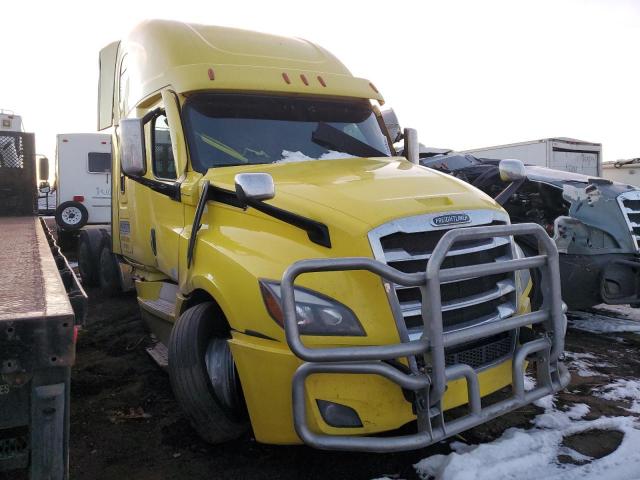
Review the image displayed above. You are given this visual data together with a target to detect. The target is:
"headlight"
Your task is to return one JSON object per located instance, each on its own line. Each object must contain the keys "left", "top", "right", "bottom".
{"left": 259, "top": 280, "right": 365, "bottom": 336}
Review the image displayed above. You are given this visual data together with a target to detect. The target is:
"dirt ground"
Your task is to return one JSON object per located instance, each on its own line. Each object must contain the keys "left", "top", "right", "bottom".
{"left": 57, "top": 288, "right": 640, "bottom": 480}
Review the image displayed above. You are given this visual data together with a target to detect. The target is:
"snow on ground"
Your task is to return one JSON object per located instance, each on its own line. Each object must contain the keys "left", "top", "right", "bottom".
{"left": 596, "top": 380, "right": 640, "bottom": 414}
{"left": 567, "top": 308, "right": 640, "bottom": 334}
{"left": 564, "top": 351, "right": 613, "bottom": 377}
{"left": 413, "top": 397, "right": 640, "bottom": 480}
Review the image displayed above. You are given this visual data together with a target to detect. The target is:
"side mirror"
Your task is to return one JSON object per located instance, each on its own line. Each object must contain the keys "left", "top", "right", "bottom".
{"left": 235, "top": 173, "right": 275, "bottom": 205}
{"left": 498, "top": 159, "right": 526, "bottom": 182}
{"left": 120, "top": 118, "right": 146, "bottom": 176}
{"left": 37, "top": 155, "right": 49, "bottom": 182}
{"left": 381, "top": 108, "right": 402, "bottom": 143}
{"left": 494, "top": 159, "right": 527, "bottom": 206}
{"left": 403, "top": 128, "right": 419, "bottom": 165}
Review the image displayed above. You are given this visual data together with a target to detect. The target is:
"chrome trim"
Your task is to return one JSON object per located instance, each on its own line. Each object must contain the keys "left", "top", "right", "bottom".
{"left": 368, "top": 209, "right": 515, "bottom": 347}
{"left": 399, "top": 279, "right": 516, "bottom": 317}
{"left": 383, "top": 236, "right": 511, "bottom": 263}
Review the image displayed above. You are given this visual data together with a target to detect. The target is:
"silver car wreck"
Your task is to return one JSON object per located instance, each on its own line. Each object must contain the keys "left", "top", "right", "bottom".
{"left": 421, "top": 153, "right": 640, "bottom": 309}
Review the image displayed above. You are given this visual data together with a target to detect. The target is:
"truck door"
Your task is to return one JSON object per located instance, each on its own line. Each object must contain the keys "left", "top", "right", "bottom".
{"left": 146, "top": 108, "right": 184, "bottom": 280}
{"left": 115, "top": 91, "right": 185, "bottom": 277}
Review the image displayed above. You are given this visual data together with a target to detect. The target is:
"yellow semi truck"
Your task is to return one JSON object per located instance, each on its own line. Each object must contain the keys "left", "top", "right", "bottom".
{"left": 91, "top": 20, "right": 569, "bottom": 452}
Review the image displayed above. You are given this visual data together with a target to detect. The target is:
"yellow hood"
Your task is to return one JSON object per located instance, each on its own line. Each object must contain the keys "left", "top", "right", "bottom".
{"left": 206, "top": 157, "right": 503, "bottom": 233}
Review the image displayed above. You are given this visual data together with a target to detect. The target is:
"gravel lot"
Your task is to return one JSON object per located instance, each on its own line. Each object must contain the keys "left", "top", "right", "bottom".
{"left": 17, "top": 289, "right": 639, "bottom": 480}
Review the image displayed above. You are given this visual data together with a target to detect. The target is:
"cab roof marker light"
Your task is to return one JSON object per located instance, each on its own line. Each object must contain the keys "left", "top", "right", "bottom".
{"left": 317, "top": 76, "right": 326, "bottom": 87}
{"left": 208, "top": 68, "right": 216, "bottom": 80}
{"left": 369, "top": 82, "right": 379, "bottom": 94}
{"left": 300, "top": 74, "right": 309, "bottom": 86}
{"left": 282, "top": 72, "right": 291, "bottom": 84}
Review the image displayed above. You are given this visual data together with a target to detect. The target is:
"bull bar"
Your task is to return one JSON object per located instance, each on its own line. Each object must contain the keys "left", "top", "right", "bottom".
{"left": 281, "top": 223, "right": 571, "bottom": 452}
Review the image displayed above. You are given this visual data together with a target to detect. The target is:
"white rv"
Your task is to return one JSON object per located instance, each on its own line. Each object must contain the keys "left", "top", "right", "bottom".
{"left": 462, "top": 137, "right": 602, "bottom": 177}
{"left": 55, "top": 133, "right": 112, "bottom": 232}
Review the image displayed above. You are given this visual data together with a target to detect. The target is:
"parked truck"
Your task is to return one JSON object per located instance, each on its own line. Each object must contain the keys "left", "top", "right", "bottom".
{"left": 88, "top": 20, "right": 569, "bottom": 452}
{"left": 0, "top": 117, "right": 86, "bottom": 478}
{"left": 463, "top": 137, "right": 602, "bottom": 177}
{"left": 419, "top": 152, "right": 640, "bottom": 309}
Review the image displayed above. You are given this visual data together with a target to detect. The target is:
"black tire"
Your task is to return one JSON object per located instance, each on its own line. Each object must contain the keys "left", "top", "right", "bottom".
{"left": 98, "top": 245, "right": 121, "bottom": 297}
{"left": 56, "top": 228, "right": 76, "bottom": 252}
{"left": 77, "top": 231, "right": 103, "bottom": 287}
{"left": 55, "top": 201, "right": 88, "bottom": 231}
{"left": 168, "top": 302, "right": 248, "bottom": 444}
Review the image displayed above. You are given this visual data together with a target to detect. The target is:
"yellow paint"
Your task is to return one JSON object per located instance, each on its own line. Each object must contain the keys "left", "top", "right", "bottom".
{"left": 105, "top": 20, "right": 531, "bottom": 445}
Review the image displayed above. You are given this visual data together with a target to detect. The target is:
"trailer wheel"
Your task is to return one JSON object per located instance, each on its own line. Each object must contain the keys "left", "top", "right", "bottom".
{"left": 55, "top": 201, "right": 88, "bottom": 231}
{"left": 168, "top": 302, "right": 248, "bottom": 444}
{"left": 77, "top": 230, "right": 103, "bottom": 287}
{"left": 98, "top": 245, "right": 121, "bottom": 297}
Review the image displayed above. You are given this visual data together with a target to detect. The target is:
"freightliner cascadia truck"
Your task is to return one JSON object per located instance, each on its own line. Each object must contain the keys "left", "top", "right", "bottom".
{"left": 92, "top": 20, "right": 569, "bottom": 452}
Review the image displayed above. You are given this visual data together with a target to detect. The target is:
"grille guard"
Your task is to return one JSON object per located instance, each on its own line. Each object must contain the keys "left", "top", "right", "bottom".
{"left": 281, "top": 223, "right": 570, "bottom": 452}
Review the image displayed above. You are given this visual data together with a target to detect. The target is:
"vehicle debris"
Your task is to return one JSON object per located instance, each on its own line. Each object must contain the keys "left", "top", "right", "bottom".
{"left": 420, "top": 153, "right": 640, "bottom": 309}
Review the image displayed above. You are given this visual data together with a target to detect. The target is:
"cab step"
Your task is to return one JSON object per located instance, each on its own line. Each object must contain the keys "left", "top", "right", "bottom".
{"left": 145, "top": 335, "right": 168, "bottom": 370}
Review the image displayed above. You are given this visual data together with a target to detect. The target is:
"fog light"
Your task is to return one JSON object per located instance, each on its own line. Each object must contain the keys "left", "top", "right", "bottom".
{"left": 316, "top": 400, "right": 363, "bottom": 428}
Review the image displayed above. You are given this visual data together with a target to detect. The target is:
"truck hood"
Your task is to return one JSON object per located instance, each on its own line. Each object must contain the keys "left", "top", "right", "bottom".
{"left": 204, "top": 157, "right": 502, "bottom": 231}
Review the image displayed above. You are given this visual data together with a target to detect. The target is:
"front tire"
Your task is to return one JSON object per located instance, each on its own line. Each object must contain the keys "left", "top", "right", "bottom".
{"left": 168, "top": 302, "right": 248, "bottom": 444}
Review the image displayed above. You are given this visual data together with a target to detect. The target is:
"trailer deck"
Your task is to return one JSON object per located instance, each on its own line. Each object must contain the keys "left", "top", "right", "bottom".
{"left": 0, "top": 216, "right": 84, "bottom": 478}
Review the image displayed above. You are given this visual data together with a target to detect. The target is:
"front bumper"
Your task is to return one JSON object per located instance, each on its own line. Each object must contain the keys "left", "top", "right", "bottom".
{"left": 281, "top": 223, "right": 569, "bottom": 452}
{"left": 229, "top": 333, "right": 515, "bottom": 444}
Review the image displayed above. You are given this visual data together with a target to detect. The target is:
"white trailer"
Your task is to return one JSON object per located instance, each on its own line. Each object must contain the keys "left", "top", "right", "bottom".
{"left": 55, "top": 133, "right": 112, "bottom": 232}
{"left": 462, "top": 137, "right": 602, "bottom": 177}
{"left": 602, "top": 159, "right": 640, "bottom": 187}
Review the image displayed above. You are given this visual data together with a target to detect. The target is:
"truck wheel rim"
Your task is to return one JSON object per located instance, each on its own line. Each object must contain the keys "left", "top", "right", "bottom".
{"left": 61, "top": 206, "right": 82, "bottom": 225}
{"left": 204, "top": 338, "right": 242, "bottom": 416}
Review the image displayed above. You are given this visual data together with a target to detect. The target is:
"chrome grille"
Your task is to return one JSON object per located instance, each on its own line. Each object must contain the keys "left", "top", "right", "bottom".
{"left": 617, "top": 191, "right": 640, "bottom": 251}
{"left": 369, "top": 210, "right": 517, "bottom": 369}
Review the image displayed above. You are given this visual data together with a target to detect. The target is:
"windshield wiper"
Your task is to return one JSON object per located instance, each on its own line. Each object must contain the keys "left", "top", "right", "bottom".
{"left": 311, "top": 122, "right": 389, "bottom": 159}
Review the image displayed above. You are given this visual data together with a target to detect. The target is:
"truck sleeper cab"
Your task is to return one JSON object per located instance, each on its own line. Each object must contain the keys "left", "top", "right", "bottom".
{"left": 98, "top": 20, "right": 569, "bottom": 451}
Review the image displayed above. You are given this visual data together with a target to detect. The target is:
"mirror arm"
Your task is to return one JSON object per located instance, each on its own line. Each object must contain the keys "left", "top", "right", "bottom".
{"left": 141, "top": 107, "right": 164, "bottom": 124}
{"left": 187, "top": 180, "right": 210, "bottom": 268}
{"left": 494, "top": 178, "right": 525, "bottom": 206}
{"left": 208, "top": 184, "right": 331, "bottom": 248}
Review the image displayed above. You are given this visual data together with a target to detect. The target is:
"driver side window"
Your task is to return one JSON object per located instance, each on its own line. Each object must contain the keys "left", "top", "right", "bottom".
{"left": 151, "top": 113, "right": 177, "bottom": 180}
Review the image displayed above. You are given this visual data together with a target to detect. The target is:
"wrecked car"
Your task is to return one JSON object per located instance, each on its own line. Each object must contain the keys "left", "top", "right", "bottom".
{"left": 421, "top": 153, "right": 640, "bottom": 309}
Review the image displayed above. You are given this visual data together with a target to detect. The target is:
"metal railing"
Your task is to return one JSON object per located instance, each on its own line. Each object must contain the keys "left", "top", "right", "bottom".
{"left": 281, "top": 223, "right": 570, "bottom": 452}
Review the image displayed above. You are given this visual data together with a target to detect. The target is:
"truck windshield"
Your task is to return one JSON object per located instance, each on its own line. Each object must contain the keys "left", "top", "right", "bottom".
{"left": 183, "top": 94, "right": 392, "bottom": 171}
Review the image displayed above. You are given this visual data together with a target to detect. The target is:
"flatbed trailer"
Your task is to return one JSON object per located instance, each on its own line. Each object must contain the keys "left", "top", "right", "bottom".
{"left": 0, "top": 216, "right": 85, "bottom": 479}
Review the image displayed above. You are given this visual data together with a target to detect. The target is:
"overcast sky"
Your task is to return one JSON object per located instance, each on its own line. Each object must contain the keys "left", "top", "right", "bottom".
{"left": 1, "top": 0, "right": 638, "bottom": 167}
